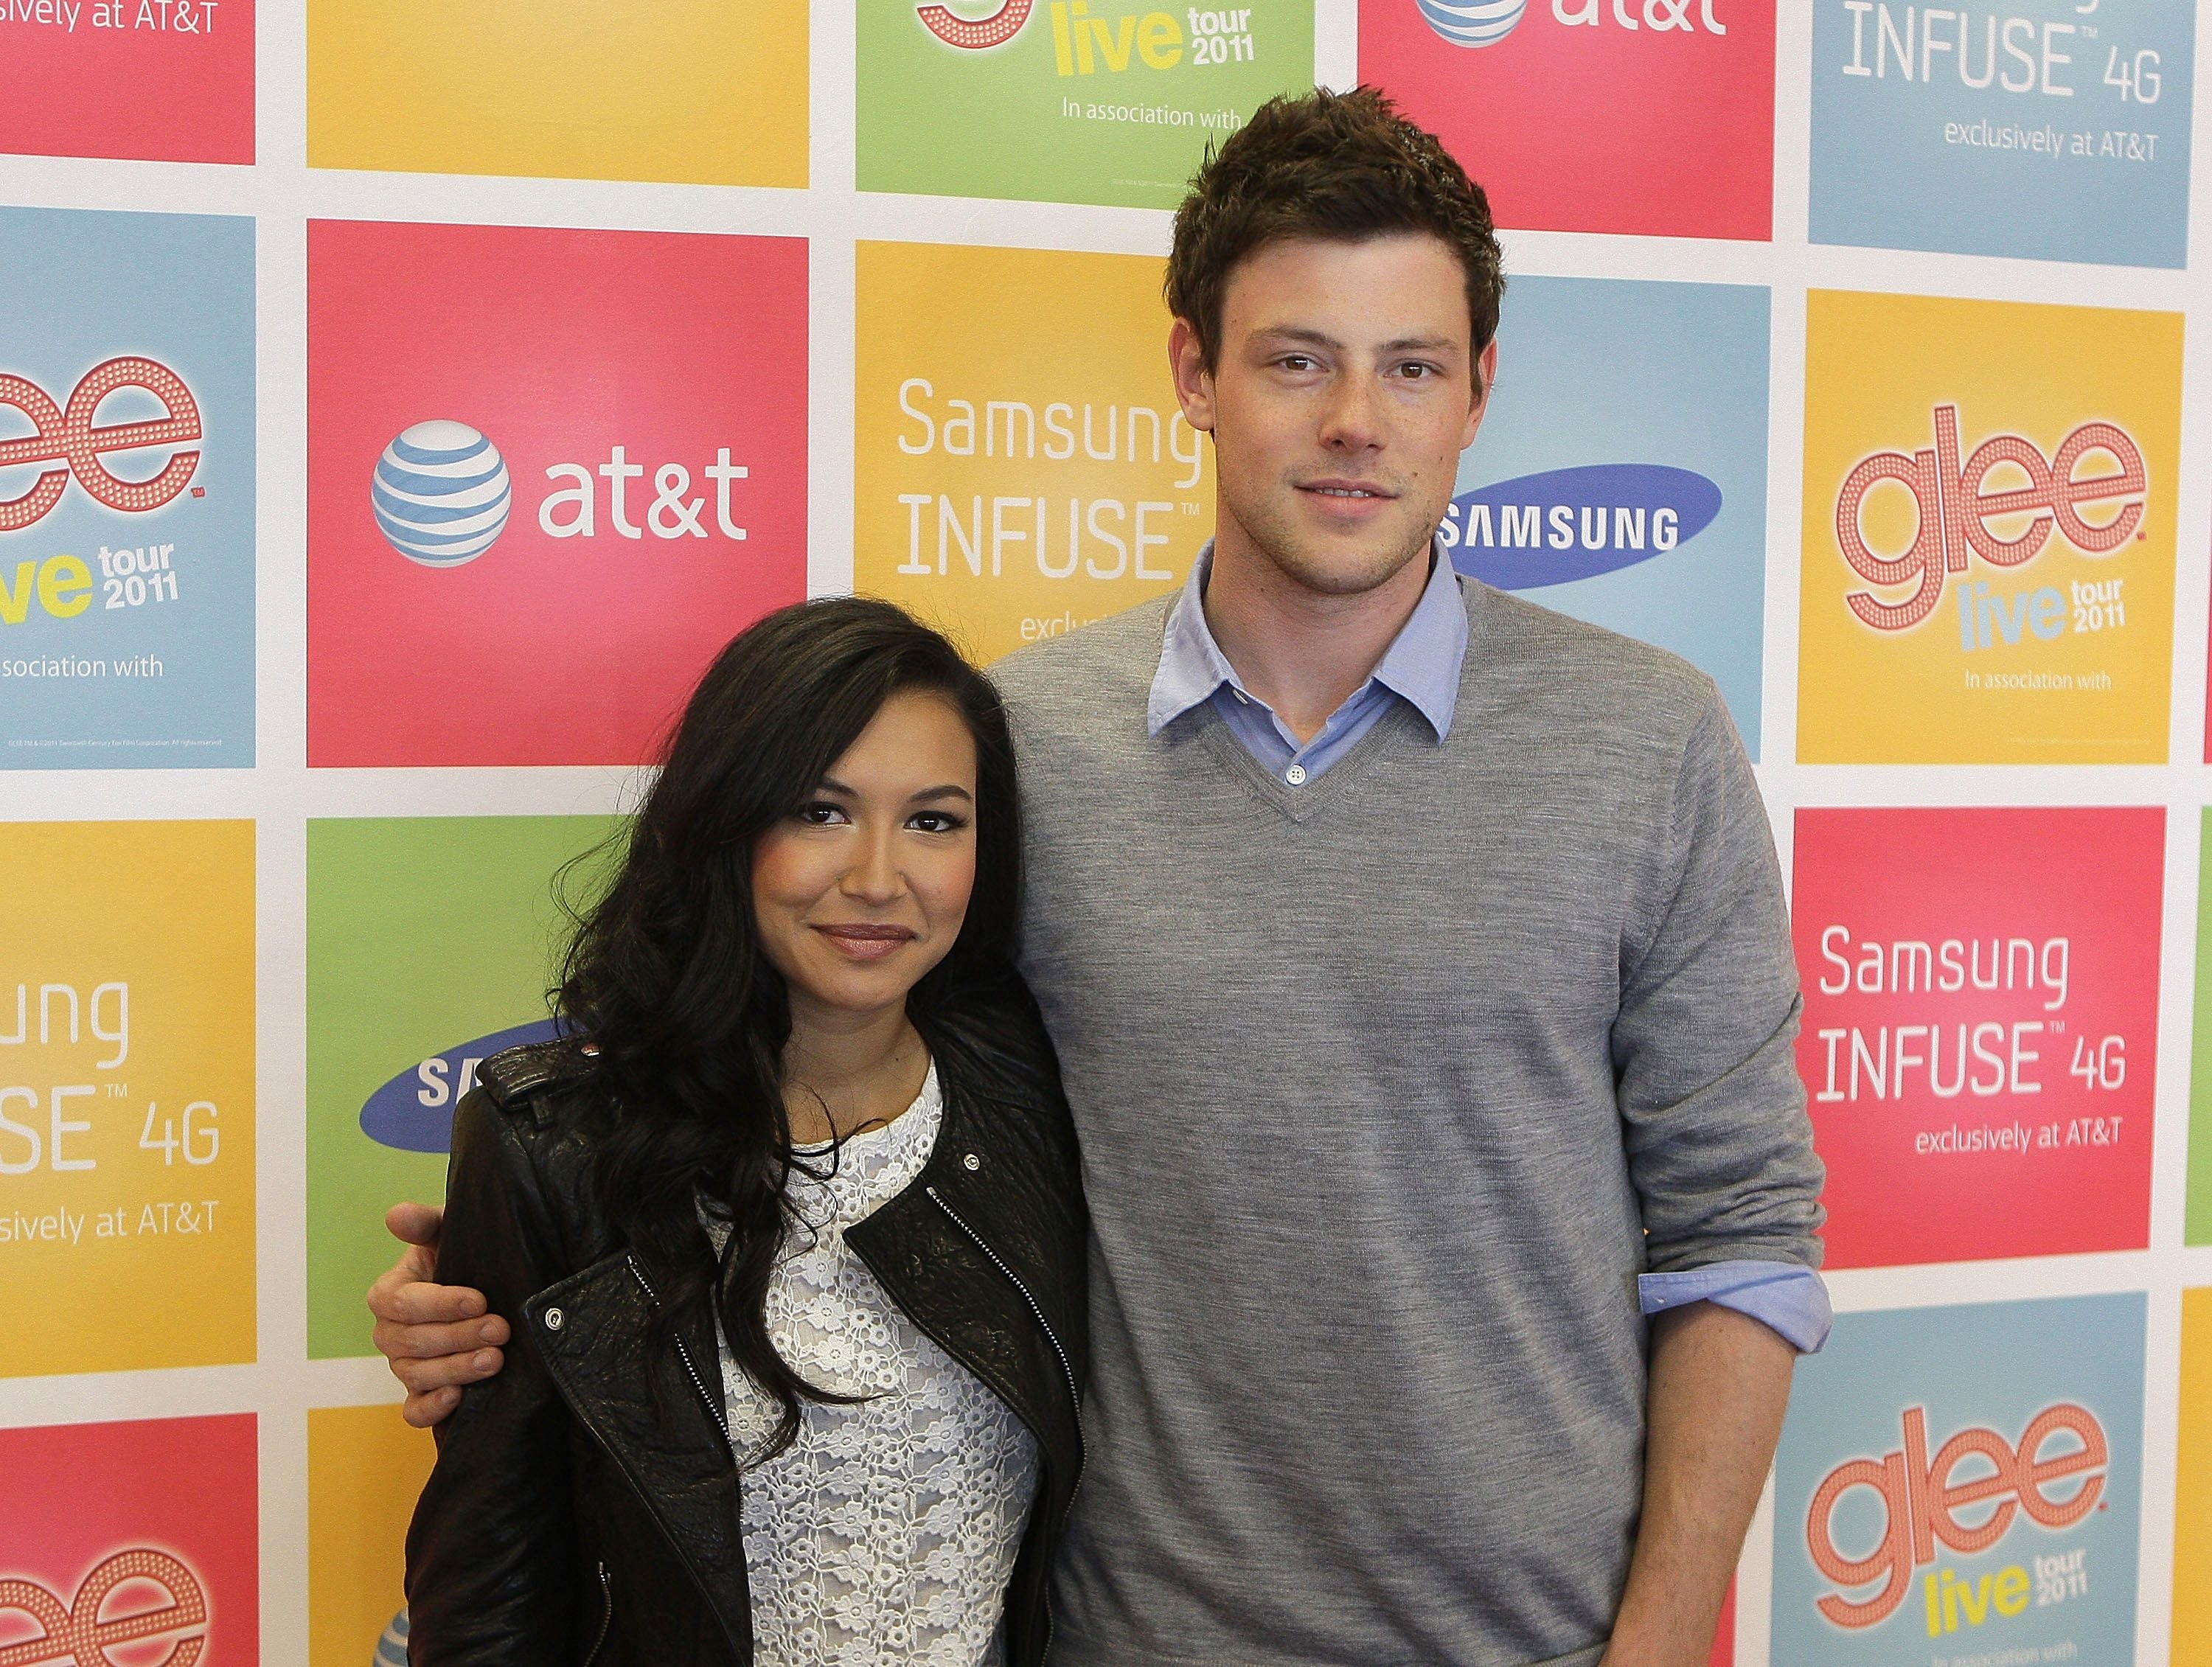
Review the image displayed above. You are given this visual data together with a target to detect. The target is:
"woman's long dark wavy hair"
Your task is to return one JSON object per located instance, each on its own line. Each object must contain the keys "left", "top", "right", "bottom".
{"left": 555, "top": 596, "right": 1020, "bottom": 1455}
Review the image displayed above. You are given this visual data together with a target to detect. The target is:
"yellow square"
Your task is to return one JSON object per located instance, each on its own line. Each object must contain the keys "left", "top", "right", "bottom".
{"left": 0, "top": 820, "right": 255, "bottom": 1377}
{"left": 1798, "top": 290, "right": 2180, "bottom": 763}
{"left": 855, "top": 242, "right": 1213, "bottom": 665}
{"left": 307, "top": 0, "right": 807, "bottom": 187}
{"left": 310, "top": 1405, "right": 437, "bottom": 1667}
{"left": 2180, "top": 1289, "right": 2212, "bottom": 1664}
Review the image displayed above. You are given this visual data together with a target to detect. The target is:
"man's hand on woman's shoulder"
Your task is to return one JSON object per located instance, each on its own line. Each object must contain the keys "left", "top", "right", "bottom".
{"left": 366, "top": 1202, "right": 507, "bottom": 1428}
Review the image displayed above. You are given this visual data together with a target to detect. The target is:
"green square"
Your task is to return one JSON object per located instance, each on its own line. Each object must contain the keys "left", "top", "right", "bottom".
{"left": 305, "top": 815, "right": 619, "bottom": 1359}
{"left": 859, "top": 1, "right": 1314, "bottom": 208}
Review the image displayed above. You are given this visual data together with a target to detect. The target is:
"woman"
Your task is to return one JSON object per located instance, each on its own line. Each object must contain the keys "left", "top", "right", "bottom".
{"left": 405, "top": 598, "right": 1086, "bottom": 1667}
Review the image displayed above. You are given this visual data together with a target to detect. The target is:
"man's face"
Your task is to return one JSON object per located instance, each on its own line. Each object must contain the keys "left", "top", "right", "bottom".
{"left": 1170, "top": 232, "right": 1495, "bottom": 599}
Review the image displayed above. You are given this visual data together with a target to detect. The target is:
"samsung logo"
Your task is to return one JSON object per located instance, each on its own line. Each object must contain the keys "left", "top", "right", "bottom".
{"left": 1444, "top": 463, "right": 1722, "bottom": 590}
{"left": 359, "top": 1018, "right": 564, "bottom": 1154}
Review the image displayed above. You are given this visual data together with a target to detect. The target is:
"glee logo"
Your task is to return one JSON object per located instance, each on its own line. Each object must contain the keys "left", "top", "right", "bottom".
{"left": 918, "top": 0, "right": 1033, "bottom": 48}
{"left": 1806, "top": 1401, "right": 2107, "bottom": 1629}
{"left": 0, "top": 1548, "right": 208, "bottom": 1667}
{"left": 0, "top": 358, "right": 204, "bottom": 534}
{"left": 1834, "top": 403, "right": 2144, "bottom": 633}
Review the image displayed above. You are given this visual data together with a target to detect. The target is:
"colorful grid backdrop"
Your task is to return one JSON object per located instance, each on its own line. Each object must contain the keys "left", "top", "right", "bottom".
{"left": 2, "top": 2, "right": 2210, "bottom": 1663}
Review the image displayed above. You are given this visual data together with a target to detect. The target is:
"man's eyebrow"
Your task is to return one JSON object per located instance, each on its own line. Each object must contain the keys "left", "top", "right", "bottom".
{"left": 1249, "top": 325, "right": 1463, "bottom": 355}
{"left": 1251, "top": 325, "right": 1347, "bottom": 352}
{"left": 1380, "top": 333, "right": 1461, "bottom": 355}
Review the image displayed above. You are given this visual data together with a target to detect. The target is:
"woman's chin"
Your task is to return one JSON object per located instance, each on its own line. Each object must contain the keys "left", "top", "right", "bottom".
{"left": 785, "top": 958, "right": 929, "bottom": 1022}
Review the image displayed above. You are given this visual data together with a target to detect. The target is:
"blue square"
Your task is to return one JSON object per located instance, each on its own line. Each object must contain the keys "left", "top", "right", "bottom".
{"left": 1450, "top": 275, "right": 1770, "bottom": 757}
{"left": 0, "top": 206, "right": 256, "bottom": 768}
{"left": 1811, "top": 0, "right": 2194, "bottom": 268}
{"left": 1773, "top": 1293, "right": 2146, "bottom": 1666}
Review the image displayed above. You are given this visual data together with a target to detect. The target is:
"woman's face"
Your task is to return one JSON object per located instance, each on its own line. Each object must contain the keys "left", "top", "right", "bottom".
{"left": 751, "top": 689, "right": 981, "bottom": 1027}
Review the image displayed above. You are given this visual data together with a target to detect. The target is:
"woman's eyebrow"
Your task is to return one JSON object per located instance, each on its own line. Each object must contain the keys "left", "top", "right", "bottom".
{"left": 911, "top": 784, "right": 975, "bottom": 804}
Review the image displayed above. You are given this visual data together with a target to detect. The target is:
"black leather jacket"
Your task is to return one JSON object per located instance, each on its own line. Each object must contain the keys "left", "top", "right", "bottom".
{"left": 404, "top": 987, "right": 1088, "bottom": 1667}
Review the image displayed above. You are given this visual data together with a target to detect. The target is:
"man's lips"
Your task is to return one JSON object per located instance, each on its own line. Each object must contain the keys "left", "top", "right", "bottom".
{"left": 1296, "top": 478, "right": 1397, "bottom": 504}
{"left": 813, "top": 923, "right": 918, "bottom": 962}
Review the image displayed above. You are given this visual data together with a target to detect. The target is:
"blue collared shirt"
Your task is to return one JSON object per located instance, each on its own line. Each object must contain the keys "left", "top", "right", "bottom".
{"left": 1145, "top": 540, "right": 1832, "bottom": 1353}
{"left": 1149, "top": 542, "right": 1468, "bottom": 782}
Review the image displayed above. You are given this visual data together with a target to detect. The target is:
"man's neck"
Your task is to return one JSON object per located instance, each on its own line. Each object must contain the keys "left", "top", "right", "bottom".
{"left": 1201, "top": 528, "right": 1431, "bottom": 745}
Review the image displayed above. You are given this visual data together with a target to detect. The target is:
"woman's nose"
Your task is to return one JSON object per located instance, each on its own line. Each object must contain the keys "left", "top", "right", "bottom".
{"left": 839, "top": 828, "right": 902, "bottom": 902}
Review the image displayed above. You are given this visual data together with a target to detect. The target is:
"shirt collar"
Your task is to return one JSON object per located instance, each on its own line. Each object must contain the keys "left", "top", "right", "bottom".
{"left": 1146, "top": 539, "right": 1468, "bottom": 740}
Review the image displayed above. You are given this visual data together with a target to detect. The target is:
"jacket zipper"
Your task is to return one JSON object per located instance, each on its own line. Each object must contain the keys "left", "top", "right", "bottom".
{"left": 625, "top": 1255, "right": 732, "bottom": 1445}
{"left": 580, "top": 1562, "right": 613, "bottom": 1667}
{"left": 925, "top": 1184, "right": 1085, "bottom": 1663}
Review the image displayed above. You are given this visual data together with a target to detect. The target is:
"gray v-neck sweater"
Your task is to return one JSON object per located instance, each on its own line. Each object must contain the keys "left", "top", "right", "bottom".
{"left": 992, "top": 579, "right": 1823, "bottom": 1667}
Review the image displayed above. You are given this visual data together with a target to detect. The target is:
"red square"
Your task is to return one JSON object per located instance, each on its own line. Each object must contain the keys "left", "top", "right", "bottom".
{"left": 0, "top": 1414, "right": 258, "bottom": 1665}
{"left": 1357, "top": 0, "right": 1772, "bottom": 241}
{"left": 1792, "top": 807, "right": 2160, "bottom": 1269}
{"left": 0, "top": 0, "right": 253, "bottom": 164}
{"left": 307, "top": 220, "right": 808, "bottom": 768}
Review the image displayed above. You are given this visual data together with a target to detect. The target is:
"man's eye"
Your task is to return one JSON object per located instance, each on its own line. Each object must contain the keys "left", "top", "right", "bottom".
{"left": 1397, "top": 362, "right": 1436, "bottom": 380}
{"left": 1278, "top": 355, "right": 1315, "bottom": 372}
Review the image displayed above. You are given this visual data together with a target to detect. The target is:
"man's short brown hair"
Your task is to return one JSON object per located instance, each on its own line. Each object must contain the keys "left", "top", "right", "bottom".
{"left": 1166, "top": 86, "right": 1504, "bottom": 391}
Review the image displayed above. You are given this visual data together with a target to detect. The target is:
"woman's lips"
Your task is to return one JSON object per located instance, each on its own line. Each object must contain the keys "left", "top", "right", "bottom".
{"left": 813, "top": 923, "right": 918, "bottom": 962}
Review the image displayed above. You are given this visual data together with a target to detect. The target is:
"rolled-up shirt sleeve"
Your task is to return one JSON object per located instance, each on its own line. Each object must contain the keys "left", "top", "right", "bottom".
{"left": 1640, "top": 1261, "right": 1833, "bottom": 1352}
{"left": 1612, "top": 686, "right": 1828, "bottom": 1340}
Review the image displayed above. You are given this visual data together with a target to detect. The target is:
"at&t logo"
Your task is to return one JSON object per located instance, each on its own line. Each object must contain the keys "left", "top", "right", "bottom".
{"left": 371, "top": 420, "right": 753, "bottom": 568}
{"left": 0, "top": 358, "right": 203, "bottom": 532}
{"left": 0, "top": 1548, "right": 208, "bottom": 1666}
{"left": 1835, "top": 403, "right": 2146, "bottom": 635}
{"left": 372, "top": 422, "right": 512, "bottom": 568}
{"left": 1807, "top": 1401, "right": 2107, "bottom": 1636}
{"left": 1416, "top": 0, "right": 1725, "bottom": 48}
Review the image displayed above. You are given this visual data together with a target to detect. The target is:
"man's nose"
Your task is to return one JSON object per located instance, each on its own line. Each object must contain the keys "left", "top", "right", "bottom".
{"left": 1318, "top": 371, "right": 1384, "bottom": 451}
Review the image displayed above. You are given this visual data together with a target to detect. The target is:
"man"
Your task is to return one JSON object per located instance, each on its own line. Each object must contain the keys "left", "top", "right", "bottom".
{"left": 371, "top": 87, "right": 1827, "bottom": 1667}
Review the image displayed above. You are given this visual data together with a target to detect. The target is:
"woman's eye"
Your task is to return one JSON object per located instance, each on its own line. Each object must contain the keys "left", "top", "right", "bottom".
{"left": 908, "top": 811, "right": 968, "bottom": 834}
{"left": 796, "top": 802, "right": 849, "bottom": 826}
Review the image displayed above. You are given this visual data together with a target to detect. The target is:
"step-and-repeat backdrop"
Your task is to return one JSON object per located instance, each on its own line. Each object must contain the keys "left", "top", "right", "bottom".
{"left": 4, "top": 1, "right": 2211, "bottom": 1663}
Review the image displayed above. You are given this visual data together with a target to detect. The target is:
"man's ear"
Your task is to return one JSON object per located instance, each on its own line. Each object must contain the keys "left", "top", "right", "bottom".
{"left": 1168, "top": 317, "right": 1217, "bottom": 434}
{"left": 1461, "top": 338, "right": 1499, "bottom": 452}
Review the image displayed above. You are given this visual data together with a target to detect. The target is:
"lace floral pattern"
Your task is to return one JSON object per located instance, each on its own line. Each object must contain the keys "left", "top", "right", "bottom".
{"left": 701, "top": 1065, "right": 1040, "bottom": 1667}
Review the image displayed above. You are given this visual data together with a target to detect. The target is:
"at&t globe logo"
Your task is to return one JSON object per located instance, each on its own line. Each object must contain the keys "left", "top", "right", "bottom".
{"left": 371, "top": 421, "right": 513, "bottom": 568}
{"left": 1416, "top": 0, "right": 1526, "bottom": 46}
{"left": 1416, "top": 0, "right": 1727, "bottom": 46}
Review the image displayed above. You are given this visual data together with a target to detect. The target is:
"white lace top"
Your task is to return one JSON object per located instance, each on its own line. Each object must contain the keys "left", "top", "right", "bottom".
{"left": 700, "top": 1065, "right": 1040, "bottom": 1667}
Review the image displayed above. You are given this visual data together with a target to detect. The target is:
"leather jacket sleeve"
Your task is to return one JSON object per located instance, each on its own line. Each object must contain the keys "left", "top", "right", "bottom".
{"left": 404, "top": 1088, "right": 586, "bottom": 1663}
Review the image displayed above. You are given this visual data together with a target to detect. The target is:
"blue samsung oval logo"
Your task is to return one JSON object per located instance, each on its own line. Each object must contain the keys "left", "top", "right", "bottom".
{"left": 359, "top": 1018, "right": 565, "bottom": 1154}
{"left": 1445, "top": 464, "right": 1722, "bottom": 591}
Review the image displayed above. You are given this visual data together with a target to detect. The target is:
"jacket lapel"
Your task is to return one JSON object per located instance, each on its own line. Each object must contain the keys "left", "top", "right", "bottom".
{"left": 524, "top": 1250, "right": 751, "bottom": 1655}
